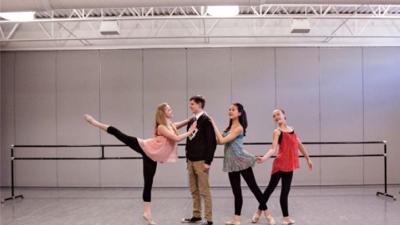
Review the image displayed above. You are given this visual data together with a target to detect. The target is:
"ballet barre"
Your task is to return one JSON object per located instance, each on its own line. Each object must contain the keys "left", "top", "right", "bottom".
{"left": 1, "top": 140, "right": 396, "bottom": 203}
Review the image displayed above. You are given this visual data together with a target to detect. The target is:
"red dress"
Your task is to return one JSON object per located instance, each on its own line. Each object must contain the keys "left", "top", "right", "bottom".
{"left": 271, "top": 130, "right": 300, "bottom": 174}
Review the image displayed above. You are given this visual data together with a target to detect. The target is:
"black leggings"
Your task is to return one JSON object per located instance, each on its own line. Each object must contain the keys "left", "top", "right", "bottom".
{"left": 107, "top": 126, "right": 157, "bottom": 202}
{"left": 258, "top": 171, "right": 293, "bottom": 217}
{"left": 228, "top": 167, "right": 267, "bottom": 216}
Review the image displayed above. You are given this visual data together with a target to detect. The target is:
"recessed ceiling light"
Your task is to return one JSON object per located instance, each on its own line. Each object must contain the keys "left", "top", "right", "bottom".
{"left": 0, "top": 11, "right": 35, "bottom": 22}
{"left": 207, "top": 6, "right": 239, "bottom": 17}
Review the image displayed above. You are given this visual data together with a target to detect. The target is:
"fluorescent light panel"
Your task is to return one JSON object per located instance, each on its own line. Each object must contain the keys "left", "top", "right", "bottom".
{"left": 207, "top": 6, "right": 239, "bottom": 17}
{"left": 0, "top": 11, "right": 35, "bottom": 21}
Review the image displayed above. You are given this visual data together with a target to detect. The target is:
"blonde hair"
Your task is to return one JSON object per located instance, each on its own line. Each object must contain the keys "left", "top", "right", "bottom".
{"left": 155, "top": 103, "right": 178, "bottom": 135}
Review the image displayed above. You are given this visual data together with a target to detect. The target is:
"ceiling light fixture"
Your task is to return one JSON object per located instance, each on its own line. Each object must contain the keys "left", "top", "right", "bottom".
{"left": 206, "top": 6, "right": 240, "bottom": 17}
{"left": 291, "top": 19, "right": 311, "bottom": 33}
{"left": 0, "top": 11, "right": 35, "bottom": 22}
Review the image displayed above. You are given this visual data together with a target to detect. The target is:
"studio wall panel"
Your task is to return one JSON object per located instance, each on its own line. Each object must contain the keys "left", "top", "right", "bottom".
{"left": 14, "top": 51, "right": 57, "bottom": 186}
{"left": 231, "top": 48, "right": 276, "bottom": 142}
{"left": 1, "top": 47, "right": 400, "bottom": 188}
{"left": 275, "top": 48, "right": 320, "bottom": 185}
{"left": 99, "top": 50, "right": 143, "bottom": 144}
{"left": 187, "top": 48, "right": 232, "bottom": 186}
{"left": 100, "top": 160, "right": 142, "bottom": 187}
{"left": 320, "top": 48, "right": 364, "bottom": 185}
{"left": 99, "top": 50, "right": 143, "bottom": 187}
{"left": 231, "top": 48, "right": 277, "bottom": 185}
{"left": 56, "top": 51, "right": 101, "bottom": 187}
{"left": 153, "top": 152, "right": 193, "bottom": 187}
{"left": 275, "top": 48, "right": 320, "bottom": 141}
{"left": 1, "top": 52, "right": 16, "bottom": 187}
{"left": 143, "top": 49, "right": 188, "bottom": 187}
{"left": 363, "top": 47, "right": 400, "bottom": 184}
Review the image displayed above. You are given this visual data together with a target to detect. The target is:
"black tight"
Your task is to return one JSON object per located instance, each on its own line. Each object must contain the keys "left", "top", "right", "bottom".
{"left": 228, "top": 167, "right": 267, "bottom": 216}
{"left": 258, "top": 171, "right": 293, "bottom": 217}
{"left": 107, "top": 126, "right": 157, "bottom": 202}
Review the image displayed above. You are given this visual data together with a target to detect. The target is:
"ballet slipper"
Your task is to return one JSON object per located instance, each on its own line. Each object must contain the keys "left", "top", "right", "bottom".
{"left": 225, "top": 215, "right": 241, "bottom": 225}
{"left": 84, "top": 114, "right": 95, "bottom": 125}
{"left": 282, "top": 218, "right": 295, "bottom": 225}
{"left": 225, "top": 219, "right": 240, "bottom": 225}
{"left": 265, "top": 214, "right": 276, "bottom": 225}
{"left": 251, "top": 211, "right": 261, "bottom": 223}
{"left": 143, "top": 214, "right": 157, "bottom": 225}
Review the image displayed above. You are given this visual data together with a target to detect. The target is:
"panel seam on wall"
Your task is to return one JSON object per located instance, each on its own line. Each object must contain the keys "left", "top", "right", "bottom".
{"left": 13, "top": 53, "right": 16, "bottom": 146}
{"left": 318, "top": 47, "right": 322, "bottom": 186}
{"left": 98, "top": 50, "right": 102, "bottom": 187}
{"left": 273, "top": 48, "right": 277, "bottom": 107}
{"left": 361, "top": 47, "right": 366, "bottom": 185}
{"left": 185, "top": 48, "right": 189, "bottom": 118}
{"left": 141, "top": 49, "right": 145, "bottom": 138}
{"left": 12, "top": 52, "right": 17, "bottom": 187}
{"left": 55, "top": 51, "right": 59, "bottom": 188}
{"left": 230, "top": 47, "right": 233, "bottom": 103}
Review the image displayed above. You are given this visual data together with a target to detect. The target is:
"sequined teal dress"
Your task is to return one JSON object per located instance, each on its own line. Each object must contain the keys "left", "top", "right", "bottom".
{"left": 222, "top": 131, "right": 256, "bottom": 172}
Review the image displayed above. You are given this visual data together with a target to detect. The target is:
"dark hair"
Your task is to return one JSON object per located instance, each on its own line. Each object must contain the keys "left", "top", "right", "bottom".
{"left": 225, "top": 103, "right": 248, "bottom": 136}
{"left": 190, "top": 95, "right": 206, "bottom": 109}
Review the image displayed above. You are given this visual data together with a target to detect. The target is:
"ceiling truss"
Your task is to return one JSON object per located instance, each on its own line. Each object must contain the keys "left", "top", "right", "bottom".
{"left": 1, "top": 4, "right": 400, "bottom": 50}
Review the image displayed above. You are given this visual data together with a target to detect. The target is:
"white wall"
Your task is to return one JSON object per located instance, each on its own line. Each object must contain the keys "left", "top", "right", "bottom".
{"left": 319, "top": 48, "right": 364, "bottom": 185}
{"left": 1, "top": 52, "right": 15, "bottom": 188}
{"left": 1, "top": 47, "right": 399, "bottom": 188}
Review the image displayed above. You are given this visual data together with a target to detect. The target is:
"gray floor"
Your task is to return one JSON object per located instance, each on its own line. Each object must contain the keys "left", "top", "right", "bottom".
{"left": 1, "top": 186, "right": 399, "bottom": 225}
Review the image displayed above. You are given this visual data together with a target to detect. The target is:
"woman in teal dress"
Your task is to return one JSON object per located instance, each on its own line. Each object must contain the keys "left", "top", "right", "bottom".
{"left": 207, "top": 103, "right": 268, "bottom": 225}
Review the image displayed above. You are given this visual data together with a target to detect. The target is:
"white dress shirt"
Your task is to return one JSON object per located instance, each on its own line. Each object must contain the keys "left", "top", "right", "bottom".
{"left": 195, "top": 111, "right": 205, "bottom": 120}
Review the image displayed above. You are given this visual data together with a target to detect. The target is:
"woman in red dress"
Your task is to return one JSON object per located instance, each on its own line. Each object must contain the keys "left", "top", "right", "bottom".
{"left": 252, "top": 109, "right": 313, "bottom": 225}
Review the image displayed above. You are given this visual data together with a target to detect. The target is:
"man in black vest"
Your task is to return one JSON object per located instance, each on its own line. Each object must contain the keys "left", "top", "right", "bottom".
{"left": 181, "top": 95, "right": 216, "bottom": 225}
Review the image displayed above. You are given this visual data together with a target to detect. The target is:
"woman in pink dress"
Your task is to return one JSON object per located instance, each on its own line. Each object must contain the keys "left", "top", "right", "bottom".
{"left": 252, "top": 109, "right": 313, "bottom": 225}
{"left": 84, "top": 103, "right": 197, "bottom": 225}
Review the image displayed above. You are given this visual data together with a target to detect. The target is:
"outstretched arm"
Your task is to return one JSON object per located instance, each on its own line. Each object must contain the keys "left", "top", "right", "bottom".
{"left": 256, "top": 129, "right": 281, "bottom": 164}
{"left": 157, "top": 122, "right": 197, "bottom": 142}
{"left": 84, "top": 114, "right": 109, "bottom": 131}
{"left": 174, "top": 115, "right": 194, "bottom": 130}
{"left": 298, "top": 137, "right": 313, "bottom": 170}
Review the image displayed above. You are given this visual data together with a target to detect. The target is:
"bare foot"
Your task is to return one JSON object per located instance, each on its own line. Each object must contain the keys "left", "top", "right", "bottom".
{"left": 84, "top": 114, "right": 96, "bottom": 125}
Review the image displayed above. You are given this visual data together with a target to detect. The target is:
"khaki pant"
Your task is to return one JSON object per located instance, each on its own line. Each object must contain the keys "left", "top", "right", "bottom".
{"left": 187, "top": 160, "right": 213, "bottom": 222}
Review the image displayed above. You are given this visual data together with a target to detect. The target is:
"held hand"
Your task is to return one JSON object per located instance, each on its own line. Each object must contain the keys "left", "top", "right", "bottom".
{"left": 256, "top": 156, "right": 266, "bottom": 164}
{"left": 203, "top": 163, "right": 210, "bottom": 173}
{"left": 307, "top": 158, "right": 313, "bottom": 171}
